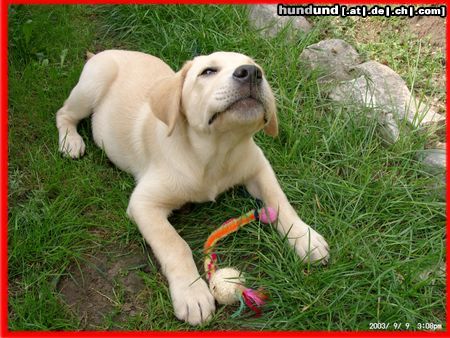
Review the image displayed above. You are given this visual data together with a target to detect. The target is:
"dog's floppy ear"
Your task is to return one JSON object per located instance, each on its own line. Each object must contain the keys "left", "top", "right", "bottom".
{"left": 149, "top": 61, "right": 192, "bottom": 136}
{"left": 263, "top": 89, "right": 278, "bottom": 137}
{"left": 264, "top": 112, "right": 278, "bottom": 137}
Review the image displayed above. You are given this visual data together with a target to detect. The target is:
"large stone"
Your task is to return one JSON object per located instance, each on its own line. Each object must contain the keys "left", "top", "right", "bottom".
{"left": 378, "top": 112, "right": 400, "bottom": 144}
{"left": 329, "top": 61, "right": 445, "bottom": 130}
{"left": 248, "top": 5, "right": 311, "bottom": 38}
{"left": 299, "top": 39, "right": 362, "bottom": 82}
{"left": 300, "top": 38, "right": 445, "bottom": 145}
{"left": 417, "top": 148, "right": 446, "bottom": 201}
{"left": 418, "top": 148, "right": 446, "bottom": 173}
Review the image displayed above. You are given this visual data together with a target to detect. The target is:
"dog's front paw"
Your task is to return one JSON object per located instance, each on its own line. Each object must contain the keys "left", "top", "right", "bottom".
{"left": 289, "top": 225, "right": 329, "bottom": 264}
{"left": 59, "top": 133, "right": 85, "bottom": 159}
{"left": 170, "top": 276, "right": 216, "bottom": 326}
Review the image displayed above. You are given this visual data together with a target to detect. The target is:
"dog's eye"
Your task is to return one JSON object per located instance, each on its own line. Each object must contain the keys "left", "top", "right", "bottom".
{"left": 200, "top": 68, "right": 217, "bottom": 76}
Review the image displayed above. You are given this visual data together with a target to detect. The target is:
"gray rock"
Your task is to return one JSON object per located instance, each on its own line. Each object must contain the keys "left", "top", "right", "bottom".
{"left": 329, "top": 61, "right": 445, "bottom": 137}
{"left": 299, "top": 39, "right": 362, "bottom": 82}
{"left": 418, "top": 148, "right": 446, "bottom": 173}
{"left": 378, "top": 112, "right": 400, "bottom": 144}
{"left": 248, "top": 5, "right": 311, "bottom": 38}
{"left": 413, "top": 100, "right": 446, "bottom": 128}
{"left": 300, "top": 38, "right": 444, "bottom": 145}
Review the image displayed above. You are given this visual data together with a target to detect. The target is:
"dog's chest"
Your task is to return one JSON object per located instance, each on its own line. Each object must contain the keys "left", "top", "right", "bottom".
{"left": 171, "top": 155, "right": 240, "bottom": 203}
{"left": 191, "top": 164, "right": 238, "bottom": 202}
{"left": 158, "top": 137, "right": 256, "bottom": 205}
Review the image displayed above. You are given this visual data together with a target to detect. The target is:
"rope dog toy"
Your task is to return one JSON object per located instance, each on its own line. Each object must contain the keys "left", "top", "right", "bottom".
{"left": 203, "top": 207, "right": 277, "bottom": 316}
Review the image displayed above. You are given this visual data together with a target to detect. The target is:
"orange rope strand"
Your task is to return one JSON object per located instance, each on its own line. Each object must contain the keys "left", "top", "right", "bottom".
{"left": 204, "top": 210, "right": 256, "bottom": 254}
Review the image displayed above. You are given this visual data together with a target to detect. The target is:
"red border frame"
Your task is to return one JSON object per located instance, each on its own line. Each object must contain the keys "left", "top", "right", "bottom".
{"left": 1, "top": 0, "right": 9, "bottom": 336}
{"left": 4, "top": 0, "right": 450, "bottom": 4}
{"left": 3, "top": 331, "right": 450, "bottom": 338}
{"left": 1, "top": 1, "right": 448, "bottom": 337}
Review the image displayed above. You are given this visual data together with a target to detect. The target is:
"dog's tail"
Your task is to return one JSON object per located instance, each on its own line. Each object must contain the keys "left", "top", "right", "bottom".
{"left": 86, "top": 51, "right": 95, "bottom": 60}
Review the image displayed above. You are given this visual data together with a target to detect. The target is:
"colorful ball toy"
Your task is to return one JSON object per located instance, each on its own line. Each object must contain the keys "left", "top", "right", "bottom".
{"left": 203, "top": 207, "right": 277, "bottom": 316}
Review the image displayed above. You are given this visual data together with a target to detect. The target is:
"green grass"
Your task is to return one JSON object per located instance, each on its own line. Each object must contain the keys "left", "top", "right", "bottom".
{"left": 8, "top": 5, "right": 445, "bottom": 331}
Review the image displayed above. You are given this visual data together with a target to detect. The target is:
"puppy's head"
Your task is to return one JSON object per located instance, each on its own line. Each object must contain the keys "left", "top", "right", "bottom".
{"left": 151, "top": 52, "right": 277, "bottom": 137}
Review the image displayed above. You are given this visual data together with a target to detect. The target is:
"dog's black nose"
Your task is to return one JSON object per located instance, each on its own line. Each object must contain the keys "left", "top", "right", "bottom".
{"left": 232, "top": 65, "right": 262, "bottom": 84}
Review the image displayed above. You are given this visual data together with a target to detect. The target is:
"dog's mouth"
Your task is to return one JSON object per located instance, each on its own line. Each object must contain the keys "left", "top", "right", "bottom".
{"left": 208, "top": 97, "right": 264, "bottom": 125}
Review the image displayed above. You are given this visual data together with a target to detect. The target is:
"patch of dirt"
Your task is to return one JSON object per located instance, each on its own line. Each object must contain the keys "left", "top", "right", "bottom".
{"left": 349, "top": 11, "right": 446, "bottom": 54}
{"left": 352, "top": 18, "right": 385, "bottom": 46}
{"left": 409, "top": 16, "right": 446, "bottom": 54}
{"left": 409, "top": 17, "right": 446, "bottom": 122}
{"left": 58, "top": 243, "right": 151, "bottom": 329}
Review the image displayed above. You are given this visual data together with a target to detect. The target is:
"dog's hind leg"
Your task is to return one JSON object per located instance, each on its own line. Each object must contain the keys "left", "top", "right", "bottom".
{"left": 56, "top": 52, "right": 117, "bottom": 158}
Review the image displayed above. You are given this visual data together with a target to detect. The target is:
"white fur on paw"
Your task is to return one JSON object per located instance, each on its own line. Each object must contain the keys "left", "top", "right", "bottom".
{"left": 289, "top": 225, "right": 329, "bottom": 264}
{"left": 170, "top": 277, "right": 216, "bottom": 326}
{"left": 59, "top": 134, "right": 85, "bottom": 159}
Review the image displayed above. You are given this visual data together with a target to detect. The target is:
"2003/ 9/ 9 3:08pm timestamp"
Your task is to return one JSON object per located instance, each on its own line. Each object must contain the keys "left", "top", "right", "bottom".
{"left": 369, "top": 322, "right": 443, "bottom": 330}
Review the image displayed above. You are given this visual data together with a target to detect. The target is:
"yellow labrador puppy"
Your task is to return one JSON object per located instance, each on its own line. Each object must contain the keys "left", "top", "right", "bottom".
{"left": 56, "top": 50, "right": 329, "bottom": 325}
